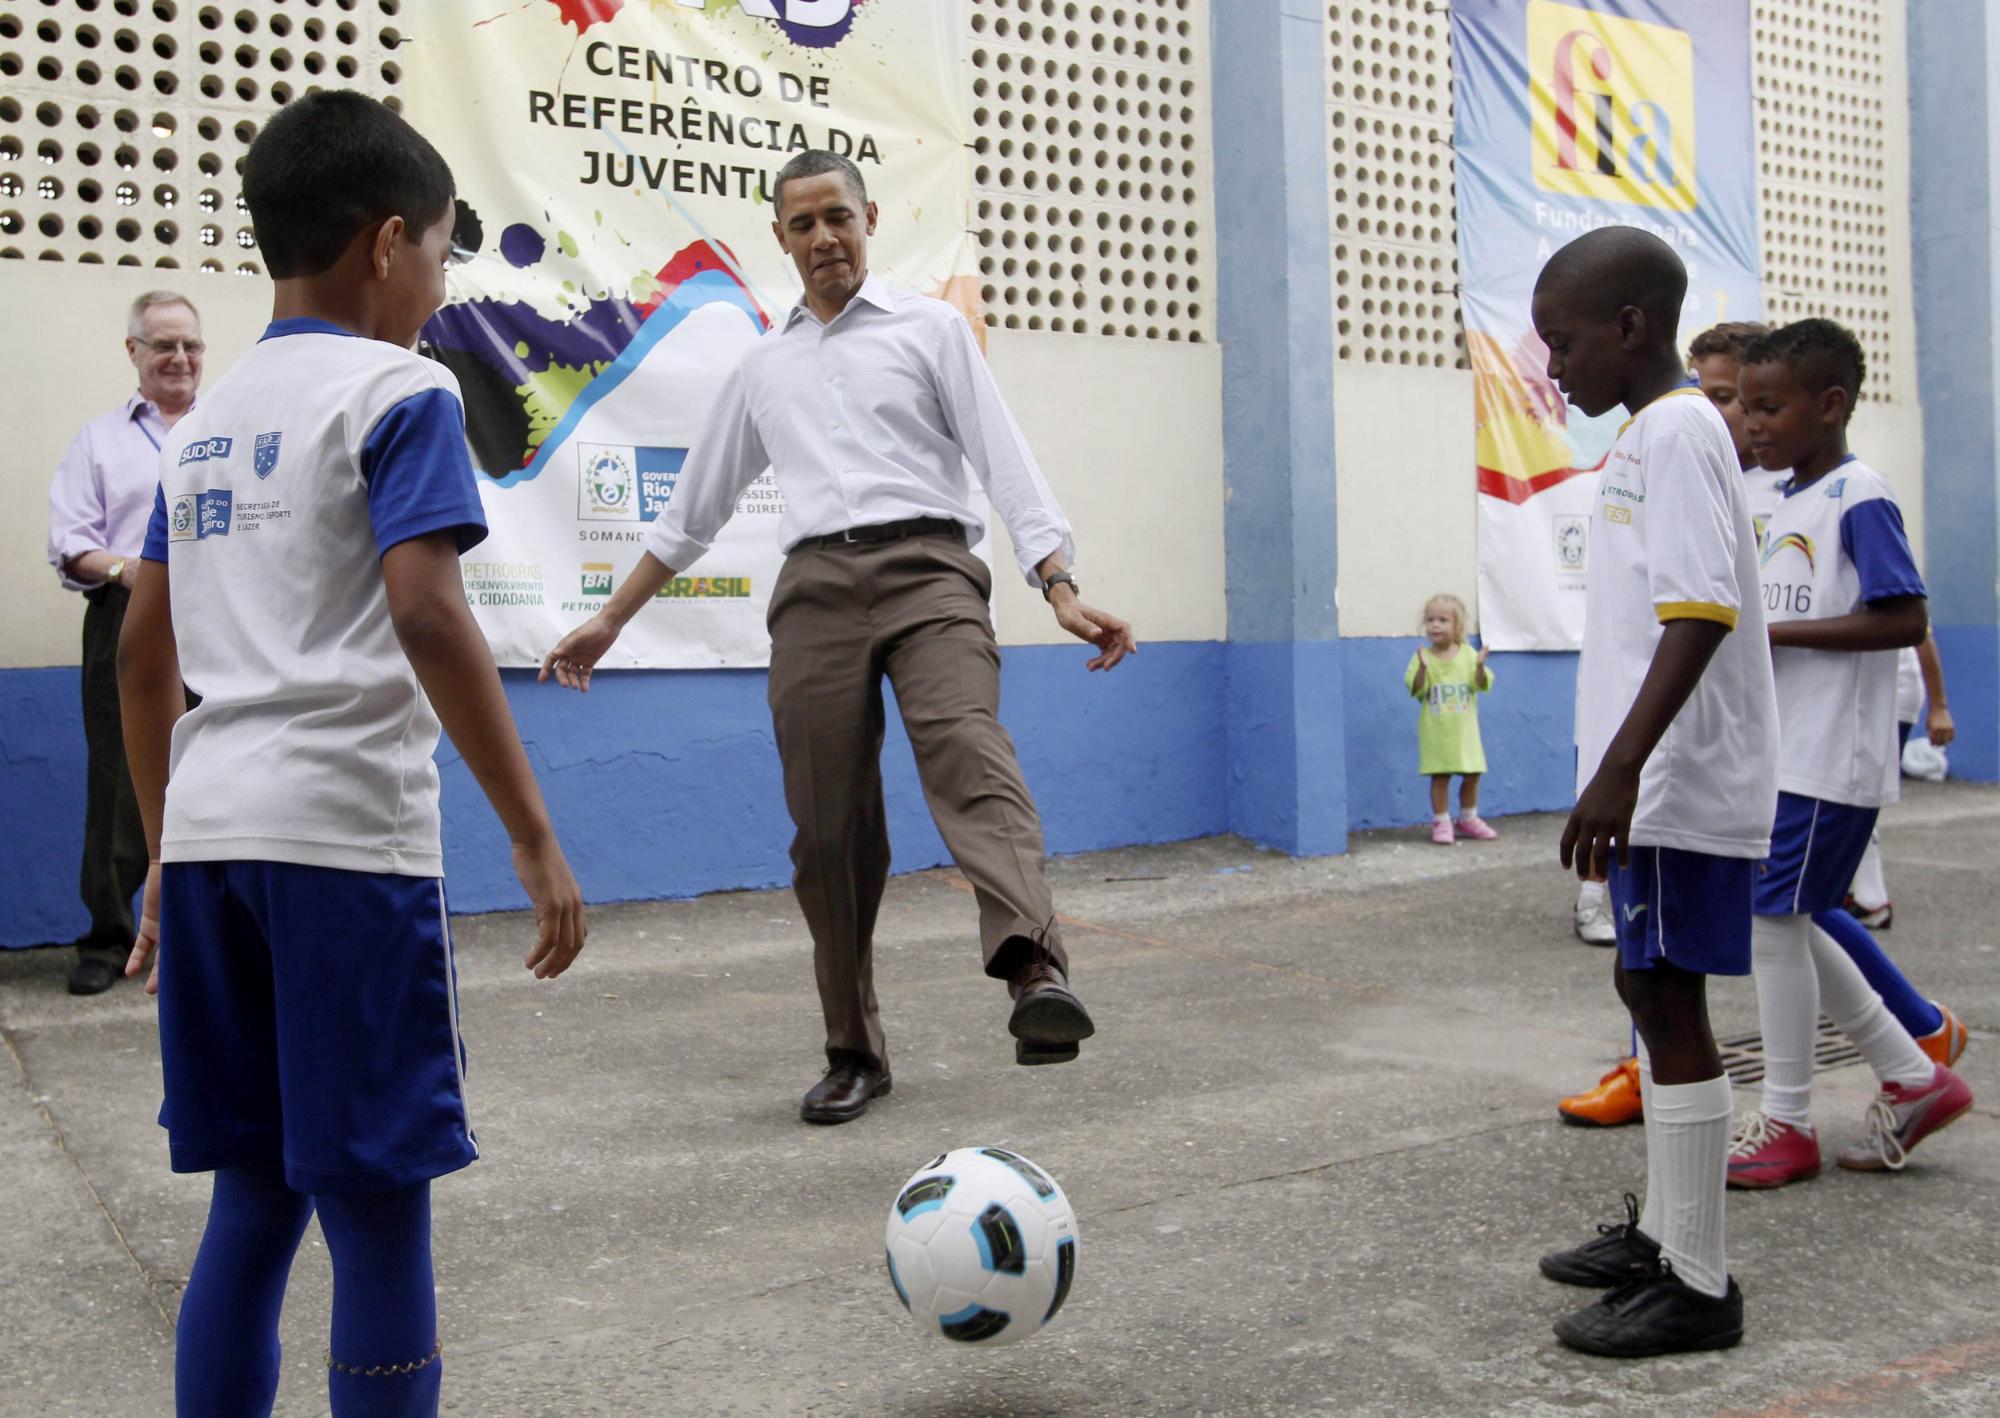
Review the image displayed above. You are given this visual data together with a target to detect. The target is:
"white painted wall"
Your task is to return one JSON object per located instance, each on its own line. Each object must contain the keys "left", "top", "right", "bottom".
{"left": 0, "top": 269, "right": 1226, "bottom": 668}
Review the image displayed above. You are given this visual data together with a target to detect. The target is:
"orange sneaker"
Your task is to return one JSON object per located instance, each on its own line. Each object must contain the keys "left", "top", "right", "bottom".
{"left": 1918, "top": 1002, "right": 1968, "bottom": 1069}
{"left": 1560, "top": 1057, "right": 1643, "bottom": 1128}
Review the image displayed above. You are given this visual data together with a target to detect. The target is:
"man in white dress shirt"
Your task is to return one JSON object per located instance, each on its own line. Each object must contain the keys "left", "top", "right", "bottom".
{"left": 543, "top": 151, "right": 1136, "bottom": 1123}
{"left": 44, "top": 291, "right": 203, "bottom": 994}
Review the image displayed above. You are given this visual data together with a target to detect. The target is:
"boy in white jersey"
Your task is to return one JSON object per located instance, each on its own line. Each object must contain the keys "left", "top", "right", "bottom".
{"left": 118, "top": 92, "right": 586, "bottom": 1415}
{"left": 1528, "top": 229, "right": 1776, "bottom": 1358}
{"left": 1724, "top": 319, "right": 1972, "bottom": 1189}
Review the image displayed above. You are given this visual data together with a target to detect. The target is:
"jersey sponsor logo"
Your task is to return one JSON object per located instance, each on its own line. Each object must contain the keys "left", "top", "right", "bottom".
{"left": 1760, "top": 531, "right": 1815, "bottom": 575}
{"left": 253, "top": 431, "right": 282, "bottom": 479}
{"left": 1623, "top": 902, "right": 1648, "bottom": 923}
{"left": 1527, "top": 0, "right": 1696, "bottom": 214}
{"left": 169, "top": 489, "right": 234, "bottom": 541}
{"left": 1603, "top": 504, "right": 1632, "bottom": 525}
{"left": 177, "top": 435, "right": 234, "bottom": 466}
{"left": 1824, "top": 478, "right": 1846, "bottom": 498}
{"left": 577, "top": 443, "right": 688, "bottom": 523}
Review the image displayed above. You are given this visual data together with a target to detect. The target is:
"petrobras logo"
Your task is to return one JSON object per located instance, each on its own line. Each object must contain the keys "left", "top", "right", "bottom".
{"left": 577, "top": 442, "right": 688, "bottom": 523}
{"left": 169, "top": 489, "right": 233, "bottom": 541}
{"left": 1527, "top": 0, "right": 1697, "bottom": 214}
{"left": 581, "top": 562, "right": 614, "bottom": 597}
{"left": 177, "top": 435, "right": 234, "bottom": 466}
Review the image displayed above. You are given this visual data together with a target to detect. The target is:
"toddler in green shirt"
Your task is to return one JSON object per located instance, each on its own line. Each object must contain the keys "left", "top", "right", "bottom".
{"left": 1405, "top": 592, "right": 1496, "bottom": 844}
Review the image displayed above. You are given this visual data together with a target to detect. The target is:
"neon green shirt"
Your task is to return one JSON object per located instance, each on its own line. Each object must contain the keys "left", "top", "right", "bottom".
{"left": 1405, "top": 644, "right": 1493, "bottom": 775}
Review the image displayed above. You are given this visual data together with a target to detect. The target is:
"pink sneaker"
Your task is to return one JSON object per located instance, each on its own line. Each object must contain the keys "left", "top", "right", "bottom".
{"left": 1456, "top": 815, "right": 1498, "bottom": 841}
{"left": 1726, "top": 1112, "right": 1821, "bottom": 1189}
{"left": 1835, "top": 1064, "right": 1974, "bottom": 1172}
{"left": 1431, "top": 818, "right": 1455, "bottom": 845}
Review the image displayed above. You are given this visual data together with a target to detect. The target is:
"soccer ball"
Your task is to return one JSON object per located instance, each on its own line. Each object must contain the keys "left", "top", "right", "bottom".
{"left": 883, "top": 1146, "right": 1078, "bottom": 1347}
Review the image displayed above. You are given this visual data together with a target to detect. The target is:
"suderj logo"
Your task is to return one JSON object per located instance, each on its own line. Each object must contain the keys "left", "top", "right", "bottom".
{"left": 1760, "top": 531, "right": 1815, "bottom": 574}
{"left": 1528, "top": 0, "right": 1696, "bottom": 214}
{"left": 581, "top": 562, "right": 614, "bottom": 597}
{"left": 178, "top": 436, "right": 234, "bottom": 466}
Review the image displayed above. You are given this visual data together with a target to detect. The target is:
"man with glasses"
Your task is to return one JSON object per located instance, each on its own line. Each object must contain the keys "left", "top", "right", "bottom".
{"left": 44, "top": 290, "right": 204, "bottom": 994}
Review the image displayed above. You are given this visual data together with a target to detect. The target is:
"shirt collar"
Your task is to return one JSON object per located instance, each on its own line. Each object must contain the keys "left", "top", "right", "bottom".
{"left": 127, "top": 390, "right": 193, "bottom": 423}
{"left": 783, "top": 273, "right": 895, "bottom": 331}
{"left": 1780, "top": 452, "right": 1857, "bottom": 498}
{"left": 260, "top": 316, "right": 363, "bottom": 341}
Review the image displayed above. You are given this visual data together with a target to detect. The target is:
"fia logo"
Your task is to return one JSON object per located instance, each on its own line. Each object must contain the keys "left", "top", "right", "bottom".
{"left": 253, "top": 431, "right": 282, "bottom": 480}
{"left": 1554, "top": 514, "right": 1589, "bottom": 574}
{"left": 578, "top": 444, "right": 636, "bottom": 522}
{"left": 1527, "top": 1, "right": 1696, "bottom": 214}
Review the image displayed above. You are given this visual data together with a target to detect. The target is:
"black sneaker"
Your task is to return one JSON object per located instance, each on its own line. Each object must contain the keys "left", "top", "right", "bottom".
{"left": 1539, "top": 1193, "right": 1660, "bottom": 1288}
{"left": 66, "top": 957, "right": 122, "bottom": 996}
{"left": 1553, "top": 1258, "right": 1744, "bottom": 1358}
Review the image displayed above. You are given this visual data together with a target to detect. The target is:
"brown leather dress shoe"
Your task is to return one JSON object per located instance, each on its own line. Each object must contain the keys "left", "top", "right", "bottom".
{"left": 1009, "top": 962, "right": 1095, "bottom": 1065}
{"left": 800, "top": 1060, "right": 892, "bottom": 1124}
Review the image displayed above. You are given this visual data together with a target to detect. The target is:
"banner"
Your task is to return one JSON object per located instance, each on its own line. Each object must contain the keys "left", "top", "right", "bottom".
{"left": 405, "top": 0, "right": 975, "bottom": 668}
{"left": 1450, "top": 0, "right": 1760, "bottom": 650}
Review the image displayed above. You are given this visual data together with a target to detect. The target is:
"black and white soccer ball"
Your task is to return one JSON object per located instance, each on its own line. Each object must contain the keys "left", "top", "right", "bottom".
{"left": 883, "top": 1146, "right": 1078, "bottom": 1347}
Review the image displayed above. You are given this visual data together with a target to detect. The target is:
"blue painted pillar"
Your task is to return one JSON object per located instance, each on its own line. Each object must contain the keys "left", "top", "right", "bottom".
{"left": 1210, "top": 0, "right": 1347, "bottom": 854}
{"left": 1909, "top": 0, "right": 2000, "bottom": 781}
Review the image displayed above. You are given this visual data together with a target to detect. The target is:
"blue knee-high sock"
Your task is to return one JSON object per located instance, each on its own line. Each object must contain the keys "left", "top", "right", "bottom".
{"left": 315, "top": 1183, "right": 441, "bottom": 1417}
{"left": 1812, "top": 908, "right": 1944, "bottom": 1039}
{"left": 176, "top": 1166, "right": 315, "bottom": 1417}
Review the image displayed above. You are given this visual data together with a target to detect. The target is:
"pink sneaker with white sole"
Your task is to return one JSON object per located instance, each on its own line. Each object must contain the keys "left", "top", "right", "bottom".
{"left": 1456, "top": 815, "right": 1498, "bottom": 841}
{"left": 1726, "top": 1112, "right": 1821, "bottom": 1189}
{"left": 1835, "top": 1064, "right": 1974, "bottom": 1172}
{"left": 1431, "top": 818, "right": 1455, "bottom": 845}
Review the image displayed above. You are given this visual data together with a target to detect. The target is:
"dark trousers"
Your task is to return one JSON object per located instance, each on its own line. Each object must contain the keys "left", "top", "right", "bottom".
{"left": 78, "top": 584, "right": 149, "bottom": 962}
{"left": 765, "top": 532, "right": 1066, "bottom": 1074}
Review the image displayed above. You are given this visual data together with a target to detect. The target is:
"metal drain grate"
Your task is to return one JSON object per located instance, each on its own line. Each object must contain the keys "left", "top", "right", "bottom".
{"left": 1718, "top": 1017, "right": 1863, "bottom": 1087}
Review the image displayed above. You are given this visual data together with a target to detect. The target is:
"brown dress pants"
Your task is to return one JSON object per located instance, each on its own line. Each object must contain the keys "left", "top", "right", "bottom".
{"left": 766, "top": 530, "right": 1066, "bottom": 1073}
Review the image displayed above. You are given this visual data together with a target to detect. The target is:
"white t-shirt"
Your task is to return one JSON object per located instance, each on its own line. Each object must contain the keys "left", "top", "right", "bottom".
{"left": 143, "top": 318, "right": 488, "bottom": 876}
{"left": 1575, "top": 386, "right": 1778, "bottom": 858}
{"left": 1741, "top": 468, "right": 1789, "bottom": 544}
{"left": 1894, "top": 646, "right": 1924, "bottom": 727}
{"left": 1759, "top": 456, "right": 1925, "bottom": 807}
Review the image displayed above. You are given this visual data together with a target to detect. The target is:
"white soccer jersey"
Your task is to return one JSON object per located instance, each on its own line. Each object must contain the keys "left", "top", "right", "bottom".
{"left": 143, "top": 318, "right": 488, "bottom": 875}
{"left": 1759, "top": 456, "right": 1926, "bottom": 808}
{"left": 1575, "top": 385, "right": 1779, "bottom": 858}
{"left": 1741, "top": 468, "right": 1789, "bottom": 544}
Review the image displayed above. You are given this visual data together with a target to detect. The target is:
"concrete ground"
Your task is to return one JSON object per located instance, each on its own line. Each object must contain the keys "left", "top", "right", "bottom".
{"left": 3, "top": 782, "right": 1997, "bottom": 1418}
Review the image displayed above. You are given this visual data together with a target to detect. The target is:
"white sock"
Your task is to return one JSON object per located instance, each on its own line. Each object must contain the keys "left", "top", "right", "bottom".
{"left": 1578, "top": 880, "right": 1607, "bottom": 910}
{"left": 1809, "top": 927, "right": 1935, "bottom": 1090}
{"left": 1633, "top": 1036, "right": 1661, "bottom": 1242}
{"left": 1751, "top": 914, "right": 1818, "bottom": 1128}
{"left": 1647, "top": 1075, "right": 1734, "bottom": 1299}
{"left": 1434, "top": 811, "right": 1451, "bottom": 826}
{"left": 1848, "top": 832, "right": 1888, "bottom": 911}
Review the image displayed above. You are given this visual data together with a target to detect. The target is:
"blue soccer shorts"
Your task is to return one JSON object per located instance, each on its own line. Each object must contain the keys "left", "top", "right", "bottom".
{"left": 1606, "top": 846, "right": 1754, "bottom": 976}
{"left": 1754, "top": 792, "right": 1879, "bottom": 917}
{"left": 156, "top": 861, "right": 479, "bottom": 1194}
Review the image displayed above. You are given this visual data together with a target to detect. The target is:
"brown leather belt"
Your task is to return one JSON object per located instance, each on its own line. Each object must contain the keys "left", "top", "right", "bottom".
{"left": 793, "top": 517, "right": 965, "bottom": 552}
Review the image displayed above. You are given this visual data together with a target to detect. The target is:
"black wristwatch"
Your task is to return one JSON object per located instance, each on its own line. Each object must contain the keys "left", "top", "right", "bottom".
{"left": 1041, "top": 570, "right": 1079, "bottom": 603}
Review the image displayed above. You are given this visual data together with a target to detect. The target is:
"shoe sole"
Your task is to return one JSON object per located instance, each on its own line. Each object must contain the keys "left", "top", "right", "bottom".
{"left": 1553, "top": 1321, "right": 1743, "bottom": 1358}
{"left": 799, "top": 1079, "right": 891, "bottom": 1126}
{"left": 1010, "top": 991, "right": 1096, "bottom": 1047}
{"left": 1558, "top": 1106, "right": 1643, "bottom": 1128}
{"left": 1726, "top": 1161, "right": 1820, "bottom": 1190}
{"left": 1016, "top": 1039, "right": 1080, "bottom": 1066}
{"left": 1835, "top": 1097, "right": 1973, "bottom": 1171}
{"left": 1538, "top": 1259, "right": 1650, "bottom": 1288}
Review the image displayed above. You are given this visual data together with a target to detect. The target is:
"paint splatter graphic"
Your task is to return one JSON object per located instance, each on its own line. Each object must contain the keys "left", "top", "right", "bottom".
{"left": 547, "top": 0, "right": 624, "bottom": 33}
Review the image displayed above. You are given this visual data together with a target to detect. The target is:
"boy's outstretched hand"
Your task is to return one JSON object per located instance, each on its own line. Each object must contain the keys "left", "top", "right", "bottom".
{"left": 514, "top": 835, "right": 587, "bottom": 978}
{"left": 1562, "top": 759, "right": 1639, "bottom": 882}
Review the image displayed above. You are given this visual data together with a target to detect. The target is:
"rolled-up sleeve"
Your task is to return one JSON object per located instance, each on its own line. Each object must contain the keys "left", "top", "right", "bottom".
{"left": 47, "top": 427, "right": 108, "bottom": 592}
{"left": 643, "top": 370, "right": 768, "bottom": 574}
{"left": 930, "top": 310, "right": 1076, "bottom": 584}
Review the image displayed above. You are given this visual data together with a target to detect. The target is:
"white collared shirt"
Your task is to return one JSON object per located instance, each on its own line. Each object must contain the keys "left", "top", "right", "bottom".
{"left": 643, "top": 274, "right": 1074, "bottom": 584}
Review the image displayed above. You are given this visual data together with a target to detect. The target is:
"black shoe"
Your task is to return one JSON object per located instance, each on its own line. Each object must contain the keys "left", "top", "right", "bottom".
{"left": 1539, "top": 1193, "right": 1661, "bottom": 1288}
{"left": 66, "top": 957, "right": 122, "bottom": 996}
{"left": 799, "top": 1061, "right": 891, "bottom": 1125}
{"left": 1008, "top": 961, "right": 1094, "bottom": 1065}
{"left": 1553, "top": 1258, "right": 1744, "bottom": 1358}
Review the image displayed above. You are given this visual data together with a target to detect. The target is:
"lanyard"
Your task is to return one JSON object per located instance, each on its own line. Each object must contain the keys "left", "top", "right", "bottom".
{"left": 135, "top": 417, "right": 163, "bottom": 452}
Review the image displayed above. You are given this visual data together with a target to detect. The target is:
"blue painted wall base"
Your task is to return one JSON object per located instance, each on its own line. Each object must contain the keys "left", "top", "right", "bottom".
{"left": 1933, "top": 624, "right": 1999, "bottom": 783}
{"left": 1223, "top": 640, "right": 1347, "bottom": 857}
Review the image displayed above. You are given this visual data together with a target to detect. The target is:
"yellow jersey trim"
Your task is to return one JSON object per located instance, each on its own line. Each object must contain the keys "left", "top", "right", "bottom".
{"left": 1656, "top": 600, "right": 1739, "bottom": 630}
{"left": 1618, "top": 385, "right": 1707, "bottom": 437}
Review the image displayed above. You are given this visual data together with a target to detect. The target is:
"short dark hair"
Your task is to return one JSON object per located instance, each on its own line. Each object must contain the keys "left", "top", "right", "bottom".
{"left": 772, "top": 150, "right": 868, "bottom": 216}
{"left": 243, "top": 90, "right": 455, "bottom": 279}
{"left": 1743, "top": 318, "right": 1867, "bottom": 418}
{"left": 1687, "top": 321, "right": 1769, "bottom": 364}
{"left": 1533, "top": 225, "right": 1687, "bottom": 338}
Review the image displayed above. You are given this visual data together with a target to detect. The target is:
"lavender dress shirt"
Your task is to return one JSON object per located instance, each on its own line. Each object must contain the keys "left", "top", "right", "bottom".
{"left": 47, "top": 393, "right": 170, "bottom": 592}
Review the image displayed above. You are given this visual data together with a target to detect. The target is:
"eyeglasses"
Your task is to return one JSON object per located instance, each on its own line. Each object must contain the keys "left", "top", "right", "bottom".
{"left": 137, "top": 338, "right": 206, "bottom": 356}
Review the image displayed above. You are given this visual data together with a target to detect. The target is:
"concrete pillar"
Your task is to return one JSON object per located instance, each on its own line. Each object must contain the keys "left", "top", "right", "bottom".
{"left": 1211, "top": 0, "right": 1348, "bottom": 854}
{"left": 1909, "top": 0, "right": 2000, "bottom": 780}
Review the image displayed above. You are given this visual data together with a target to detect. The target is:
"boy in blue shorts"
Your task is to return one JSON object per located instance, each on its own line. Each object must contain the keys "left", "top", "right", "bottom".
{"left": 1724, "top": 319, "right": 1972, "bottom": 1189}
{"left": 1529, "top": 228, "right": 1777, "bottom": 1357}
{"left": 118, "top": 91, "right": 587, "bottom": 1415}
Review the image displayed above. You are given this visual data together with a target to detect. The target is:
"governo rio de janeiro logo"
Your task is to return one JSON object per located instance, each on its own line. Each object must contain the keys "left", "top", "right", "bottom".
{"left": 1527, "top": 0, "right": 1697, "bottom": 214}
